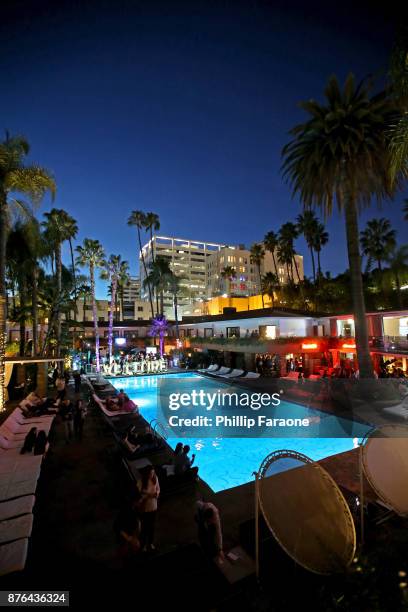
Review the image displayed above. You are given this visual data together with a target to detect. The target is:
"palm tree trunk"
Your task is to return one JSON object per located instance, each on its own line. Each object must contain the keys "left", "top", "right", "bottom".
{"left": 317, "top": 250, "right": 322, "bottom": 278}
{"left": 19, "top": 278, "right": 27, "bottom": 357}
{"left": 108, "top": 278, "right": 117, "bottom": 362}
{"left": 272, "top": 252, "right": 281, "bottom": 286}
{"left": 90, "top": 265, "right": 100, "bottom": 372}
{"left": 0, "top": 191, "right": 8, "bottom": 410}
{"left": 395, "top": 272, "right": 402, "bottom": 308}
{"left": 55, "top": 243, "right": 62, "bottom": 357}
{"left": 138, "top": 228, "right": 154, "bottom": 318}
{"left": 160, "top": 291, "right": 164, "bottom": 316}
{"left": 174, "top": 293, "right": 179, "bottom": 339}
{"left": 32, "top": 265, "right": 39, "bottom": 356}
{"left": 258, "top": 266, "right": 264, "bottom": 308}
{"left": 69, "top": 238, "right": 77, "bottom": 349}
{"left": 310, "top": 246, "right": 316, "bottom": 282}
{"left": 120, "top": 290, "right": 124, "bottom": 321}
{"left": 344, "top": 197, "right": 373, "bottom": 378}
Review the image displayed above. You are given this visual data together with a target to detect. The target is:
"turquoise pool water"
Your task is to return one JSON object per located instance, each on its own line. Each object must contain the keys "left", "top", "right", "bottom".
{"left": 111, "top": 373, "right": 370, "bottom": 492}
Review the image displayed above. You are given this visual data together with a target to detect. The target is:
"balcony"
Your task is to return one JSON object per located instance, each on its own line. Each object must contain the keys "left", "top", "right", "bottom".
{"left": 187, "top": 335, "right": 329, "bottom": 354}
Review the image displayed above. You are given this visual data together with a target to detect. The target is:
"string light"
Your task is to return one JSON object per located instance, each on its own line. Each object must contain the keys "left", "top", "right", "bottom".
{"left": 0, "top": 297, "right": 6, "bottom": 412}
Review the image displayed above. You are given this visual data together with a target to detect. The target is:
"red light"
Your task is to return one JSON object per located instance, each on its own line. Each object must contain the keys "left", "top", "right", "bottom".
{"left": 302, "top": 343, "right": 318, "bottom": 350}
{"left": 342, "top": 343, "right": 356, "bottom": 349}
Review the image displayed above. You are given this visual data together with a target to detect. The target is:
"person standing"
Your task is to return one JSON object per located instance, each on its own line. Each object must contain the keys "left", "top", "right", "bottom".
{"left": 139, "top": 467, "right": 160, "bottom": 552}
{"left": 74, "top": 398, "right": 87, "bottom": 441}
{"left": 195, "top": 500, "right": 224, "bottom": 563}
{"left": 60, "top": 398, "right": 74, "bottom": 443}
{"left": 73, "top": 370, "right": 81, "bottom": 394}
{"left": 55, "top": 375, "right": 66, "bottom": 401}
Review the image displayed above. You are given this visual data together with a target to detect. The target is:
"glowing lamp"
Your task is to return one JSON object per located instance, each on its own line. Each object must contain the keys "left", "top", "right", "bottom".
{"left": 301, "top": 343, "right": 318, "bottom": 350}
{"left": 115, "top": 337, "right": 126, "bottom": 346}
{"left": 342, "top": 342, "right": 356, "bottom": 349}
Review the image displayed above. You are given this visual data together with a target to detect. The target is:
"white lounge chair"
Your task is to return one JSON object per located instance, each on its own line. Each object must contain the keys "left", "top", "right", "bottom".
{"left": 0, "top": 467, "right": 41, "bottom": 488}
{"left": 383, "top": 404, "right": 408, "bottom": 420}
{"left": 0, "top": 453, "right": 43, "bottom": 470}
{"left": 0, "top": 480, "right": 37, "bottom": 503}
{"left": 218, "top": 369, "right": 245, "bottom": 379}
{"left": 0, "top": 496, "right": 35, "bottom": 522}
{"left": 0, "top": 436, "right": 23, "bottom": 451}
{"left": 92, "top": 394, "right": 136, "bottom": 417}
{"left": 241, "top": 372, "right": 260, "bottom": 379}
{"left": 198, "top": 364, "right": 218, "bottom": 373}
{"left": 0, "top": 514, "right": 33, "bottom": 545}
{"left": 0, "top": 538, "right": 29, "bottom": 576}
{"left": 207, "top": 367, "right": 231, "bottom": 376}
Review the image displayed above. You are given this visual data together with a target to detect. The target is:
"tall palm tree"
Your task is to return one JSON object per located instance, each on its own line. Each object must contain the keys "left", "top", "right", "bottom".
{"left": 261, "top": 272, "right": 280, "bottom": 308}
{"left": 42, "top": 209, "right": 78, "bottom": 355}
{"left": 282, "top": 74, "right": 399, "bottom": 377}
{"left": 128, "top": 211, "right": 154, "bottom": 318}
{"left": 144, "top": 256, "right": 172, "bottom": 316}
{"left": 360, "top": 218, "right": 397, "bottom": 273}
{"left": 76, "top": 239, "right": 105, "bottom": 372}
{"left": 167, "top": 272, "right": 184, "bottom": 339}
{"left": 250, "top": 243, "right": 265, "bottom": 307}
{"left": 312, "top": 222, "right": 329, "bottom": 279}
{"left": 117, "top": 261, "right": 131, "bottom": 320}
{"left": 297, "top": 210, "right": 318, "bottom": 282}
{"left": 263, "top": 231, "right": 281, "bottom": 286}
{"left": 101, "top": 255, "right": 129, "bottom": 362}
{"left": 386, "top": 246, "right": 408, "bottom": 308}
{"left": 389, "top": 27, "right": 408, "bottom": 181}
{"left": 0, "top": 133, "right": 55, "bottom": 409}
{"left": 278, "top": 222, "right": 302, "bottom": 284}
{"left": 220, "top": 265, "right": 236, "bottom": 297}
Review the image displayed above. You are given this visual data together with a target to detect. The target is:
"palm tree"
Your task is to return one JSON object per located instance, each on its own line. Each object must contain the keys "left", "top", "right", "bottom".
{"left": 42, "top": 209, "right": 78, "bottom": 355}
{"left": 261, "top": 272, "right": 280, "bottom": 308}
{"left": 128, "top": 211, "right": 154, "bottom": 318}
{"left": 167, "top": 273, "right": 184, "bottom": 339}
{"left": 220, "top": 265, "right": 236, "bottom": 297}
{"left": 297, "top": 210, "right": 318, "bottom": 282}
{"left": 0, "top": 133, "right": 55, "bottom": 409}
{"left": 389, "top": 27, "right": 408, "bottom": 181}
{"left": 101, "top": 255, "right": 129, "bottom": 362}
{"left": 250, "top": 243, "right": 265, "bottom": 307}
{"left": 360, "top": 218, "right": 397, "bottom": 273}
{"left": 149, "top": 314, "right": 169, "bottom": 357}
{"left": 279, "top": 222, "right": 302, "bottom": 284}
{"left": 117, "top": 261, "right": 131, "bottom": 320}
{"left": 144, "top": 256, "right": 172, "bottom": 316}
{"left": 312, "top": 222, "right": 329, "bottom": 279}
{"left": 76, "top": 239, "right": 105, "bottom": 372}
{"left": 282, "top": 74, "right": 399, "bottom": 377}
{"left": 263, "top": 231, "right": 281, "bottom": 286}
{"left": 386, "top": 246, "right": 408, "bottom": 308}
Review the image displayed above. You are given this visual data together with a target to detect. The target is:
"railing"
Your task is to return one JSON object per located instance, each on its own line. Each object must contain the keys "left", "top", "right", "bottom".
{"left": 369, "top": 336, "right": 408, "bottom": 353}
{"left": 188, "top": 335, "right": 325, "bottom": 347}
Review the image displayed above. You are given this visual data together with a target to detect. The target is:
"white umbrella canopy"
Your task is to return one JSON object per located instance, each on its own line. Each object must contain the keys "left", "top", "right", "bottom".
{"left": 258, "top": 450, "right": 356, "bottom": 575}
{"left": 362, "top": 425, "right": 408, "bottom": 516}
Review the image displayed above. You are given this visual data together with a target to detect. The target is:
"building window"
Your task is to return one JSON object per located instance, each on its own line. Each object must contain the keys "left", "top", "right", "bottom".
{"left": 226, "top": 327, "right": 240, "bottom": 338}
{"left": 137, "top": 306, "right": 143, "bottom": 312}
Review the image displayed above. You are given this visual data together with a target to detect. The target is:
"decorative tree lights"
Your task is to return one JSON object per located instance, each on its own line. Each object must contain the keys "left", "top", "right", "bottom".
{"left": 0, "top": 296, "right": 6, "bottom": 411}
{"left": 149, "top": 315, "right": 169, "bottom": 357}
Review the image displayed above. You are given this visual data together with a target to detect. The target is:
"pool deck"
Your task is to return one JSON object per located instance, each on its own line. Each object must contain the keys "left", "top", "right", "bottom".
{"left": 2, "top": 375, "right": 407, "bottom": 609}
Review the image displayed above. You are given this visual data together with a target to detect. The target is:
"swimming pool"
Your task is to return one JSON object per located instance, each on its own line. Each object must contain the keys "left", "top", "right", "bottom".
{"left": 111, "top": 373, "right": 370, "bottom": 492}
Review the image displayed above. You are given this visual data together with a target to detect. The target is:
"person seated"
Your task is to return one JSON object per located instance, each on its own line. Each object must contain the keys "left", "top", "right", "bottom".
{"left": 117, "top": 389, "right": 126, "bottom": 407}
{"left": 104, "top": 396, "right": 120, "bottom": 411}
{"left": 174, "top": 444, "right": 198, "bottom": 477}
{"left": 122, "top": 394, "right": 139, "bottom": 413}
{"left": 33, "top": 430, "right": 49, "bottom": 456}
{"left": 162, "top": 442, "right": 183, "bottom": 476}
{"left": 122, "top": 432, "right": 141, "bottom": 455}
{"left": 20, "top": 427, "right": 38, "bottom": 454}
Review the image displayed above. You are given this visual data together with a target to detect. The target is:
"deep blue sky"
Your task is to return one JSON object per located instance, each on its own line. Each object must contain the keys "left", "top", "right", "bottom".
{"left": 1, "top": 0, "right": 407, "bottom": 297}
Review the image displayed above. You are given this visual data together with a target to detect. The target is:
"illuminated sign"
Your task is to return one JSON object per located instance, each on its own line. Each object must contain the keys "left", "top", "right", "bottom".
{"left": 115, "top": 337, "right": 126, "bottom": 346}
{"left": 342, "top": 343, "right": 356, "bottom": 349}
{"left": 301, "top": 343, "right": 318, "bottom": 350}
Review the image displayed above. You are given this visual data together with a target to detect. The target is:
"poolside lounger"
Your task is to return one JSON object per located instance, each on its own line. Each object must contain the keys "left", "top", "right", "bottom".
{"left": 382, "top": 404, "right": 408, "bottom": 420}
{"left": 0, "top": 426, "right": 27, "bottom": 441}
{"left": 5, "top": 416, "right": 52, "bottom": 436}
{"left": 0, "top": 496, "right": 35, "bottom": 522}
{"left": 198, "top": 364, "right": 218, "bottom": 373}
{"left": 0, "top": 453, "right": 43, "bottom": 471}
{"left": 0, "top": 480, "right": 37, "bottom": 502}
{"left": 0, "top": 514, "right": 33, "bottom": 545}
{"left": 0, "top": 467, "right": 41, "bottom": 488}
{"left": 218, "top": 369, "right": 245, "bottom": 379}
{"left": 0, "top": 538, "right": 29, "bottom": 576}
{"left": 207, "top": 367, "right": 231, "bottom": 376}
{"left": 240, "top": 372, "right": 260, "bottom": 379}
{"left": 0, "top": 436, "right": 23, "bottom": 451}
{"left": 92, "top": 394, "right": 136, "bottom": 417}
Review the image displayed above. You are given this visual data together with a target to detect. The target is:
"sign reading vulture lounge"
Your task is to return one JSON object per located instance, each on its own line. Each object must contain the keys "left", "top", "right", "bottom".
{"left": 157, "top": 378, "right": 315, "bottom": 438}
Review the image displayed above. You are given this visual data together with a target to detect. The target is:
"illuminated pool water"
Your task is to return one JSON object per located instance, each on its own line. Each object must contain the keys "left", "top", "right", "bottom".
{"left": 111, "top": 373, "right": 370, "bottom": 492}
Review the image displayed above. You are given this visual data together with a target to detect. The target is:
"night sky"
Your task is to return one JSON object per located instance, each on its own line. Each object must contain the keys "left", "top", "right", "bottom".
{"left": 1, "top": 0, "right": 407, "bottom": 297}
